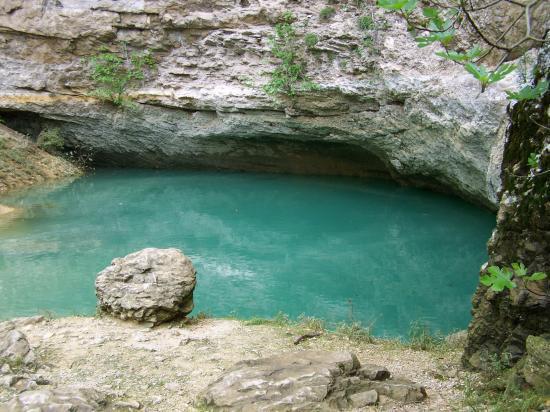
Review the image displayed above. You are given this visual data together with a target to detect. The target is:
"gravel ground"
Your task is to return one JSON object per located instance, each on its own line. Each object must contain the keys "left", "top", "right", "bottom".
{"left": 0, "top": 316, "right": 474, "bottom": 411}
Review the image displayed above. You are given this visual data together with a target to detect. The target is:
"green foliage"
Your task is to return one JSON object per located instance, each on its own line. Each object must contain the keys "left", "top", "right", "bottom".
{"left": 358, "top": 15, "right": 374, "bottom": 30}
{"left": 297, "top": 314, "right": 325, "bottom": 332}
{"left": 375, "top": 0, "right": 529, "bottom": 94}
{"left": 319, "top": 7, "right": 336, "bottom": 20}
{"left": 408, "top": 320, "right": 443, "bottom": 350}
{"left": 506, "top": 80, "right": 549, "bottom": 101}
{"left": 87, "top": 45, "right": 156, "bottom": 107}
{"left": 435, "top": 45, "right": 483, "bottom": 63}
{"left": 527, "top": 152, "right": 539, "bottom": 168}
{"left": 335, "top": 321, "right": 375, "bottom": 343}
{"left": 414, "top": 17, "right": 455, "bottom": 48}
{"left": 461, "top": 371, "right": 546, "bottom": 412}
{"left": 304, "top": 33, "right": 319, "bottom": 49}
{"left": 465, "top": 63, "right": 516, "bottom": 92}
{"left": 264, "top": 12, "right": 319, "bottom": 97}
{"left": 0, "top": 116, "right": 5, "bottom": 124}
{"left": 244, "top": 311, "right": 291, "bottom": 327}
{"left": 480, "top": 266, "right": 516, "bottom": 292}
{"left": 37, "top": 128, "right": 64, "bottom": 153}
{"left": 480, "top": 263, "right": 547, "bottom": 292}
{"left": 377, "top": 0, "right": 417, "bottom": 12}
{"left": 0, "top": 356, "right": 26, "bottom": 372}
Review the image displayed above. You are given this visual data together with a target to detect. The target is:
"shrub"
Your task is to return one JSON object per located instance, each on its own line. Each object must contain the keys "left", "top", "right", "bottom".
{"left": 358, "top": 15, "right": 374, "bottom": 30}
{"left": 263, "top": 12, "right": 319, "bottom": 97}
{"left": 319, "top": 6, "right": 336, "bottom": 20}
{"left": 37, "top": 128, "right": 64, "bottom": 153}
{"left": 304, "top": 33, "right": 319, "bottom": 49}
{"left": 87, "top": 45, "right": 156, "bottom": 107}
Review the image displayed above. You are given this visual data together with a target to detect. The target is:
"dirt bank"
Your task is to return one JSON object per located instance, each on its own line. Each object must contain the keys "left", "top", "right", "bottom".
{"left": 0, "top": 124, "right": 80, "bottom": 195}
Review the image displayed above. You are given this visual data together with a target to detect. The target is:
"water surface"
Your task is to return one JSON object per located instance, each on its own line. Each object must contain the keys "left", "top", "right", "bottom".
{"left": 0, "top": 169, "right": 495, "bottom": 336}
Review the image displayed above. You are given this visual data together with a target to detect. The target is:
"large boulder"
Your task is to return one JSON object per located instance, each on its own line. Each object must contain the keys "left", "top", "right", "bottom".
{"left": 95, "top": 248, "right": 196, "bottom": 325}
{"left": 0, "top": 322, "right": 34, "bottom": 366}
{"left": 200, "top": 350, "right": 426, "bottom": 410}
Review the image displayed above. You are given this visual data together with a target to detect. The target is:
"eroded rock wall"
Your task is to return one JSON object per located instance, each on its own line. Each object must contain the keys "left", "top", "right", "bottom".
{"left": 0, "top": 0, "right": 514, "bottom": 207}
{"left": 463, "top": 44, "right": 549, "bottom": 369}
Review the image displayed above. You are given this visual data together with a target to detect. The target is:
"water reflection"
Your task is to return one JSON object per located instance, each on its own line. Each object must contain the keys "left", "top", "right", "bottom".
{"left": 0, "top": 169, "right": 495, "bottom": 336}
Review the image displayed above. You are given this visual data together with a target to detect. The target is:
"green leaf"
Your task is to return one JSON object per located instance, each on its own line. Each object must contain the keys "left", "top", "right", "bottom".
{"left": 527, "top": 153, "right": 539, "bottom": 168}
{"left": 481, "top": 266, "right": 517, "bottom": 292}
{"left": 422, "top": 7, "right": 439, "bottom": 18}
{"left": 480, "top": 274, "right": 493, "bottom": 286}
{"left": 377, "top": 0, "right": 411, "bottom": 10}
{"left": 487, "top": 63, "right": 516, "bottom": 85}
{"left": 402, "top": 0, "right": 418, "bottom": 12}
{"left": 506, "top": 80, "right": 549, "bottom": 101}
{"left": 512, "top": 262, "right": 527, "bottom": 277}
{"left": 435, "top": 46, "right": 483, "bottom": 63}
{"left": 526, "top": 272, "right": 547, "bottom": 281}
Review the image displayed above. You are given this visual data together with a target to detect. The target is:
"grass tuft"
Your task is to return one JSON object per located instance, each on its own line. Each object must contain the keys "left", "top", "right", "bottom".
{"left": 335, "top": 321, "right": 375, "bottom": 343}
{"left": 408, "top": 320, "right": 444, "bottom": 351}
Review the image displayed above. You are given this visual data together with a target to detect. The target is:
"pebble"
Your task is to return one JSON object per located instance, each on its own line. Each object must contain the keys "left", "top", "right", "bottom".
{"left": 165, "top": 382, "right": 180, "bottom": 392}
{"left": 114, "top": 400, "right": 141, "bottom": 409}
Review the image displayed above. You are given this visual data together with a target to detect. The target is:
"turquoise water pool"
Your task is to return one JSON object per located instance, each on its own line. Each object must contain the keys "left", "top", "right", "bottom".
{"left": 0, "top": 169, "right": 494, "bottom": 336}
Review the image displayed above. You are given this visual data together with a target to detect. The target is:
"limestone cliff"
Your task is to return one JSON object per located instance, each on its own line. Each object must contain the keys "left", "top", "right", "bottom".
{"left": 0, "top": 0, "right": 514, "bottom": 207}
{"left": 463, "top": 44, "right": 549, "bottom": 369}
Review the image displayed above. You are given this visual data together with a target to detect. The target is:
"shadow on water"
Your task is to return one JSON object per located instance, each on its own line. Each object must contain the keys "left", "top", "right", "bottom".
{"left": 0, "top": 169, "right": 496, "bottom": 337}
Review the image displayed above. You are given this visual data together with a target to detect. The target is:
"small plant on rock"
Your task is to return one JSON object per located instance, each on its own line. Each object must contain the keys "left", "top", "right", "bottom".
{"left": 86, "top": 45, "right": 156, "bottom": 107}
{"left": 480, "top": 262, "right": 547, "bottom": 293}
{"left": 263, "top": 12, "right": 319, "bottom": 97}
{"left": 37, "top": 128, "right": 64, "bottom": 153}
{"left": 319, "top": 6, "right": 336, "bottom": 20}
{"left": 358, "top": 15, "right": 374, "bottom": 30}
{"left": 304, "top": 33, "right": 319, "bottom": 49}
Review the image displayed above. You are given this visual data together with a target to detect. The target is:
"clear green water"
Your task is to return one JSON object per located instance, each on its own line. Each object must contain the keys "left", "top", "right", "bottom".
{"left": 0, "top": 169, "right": 495, "bottom": 336}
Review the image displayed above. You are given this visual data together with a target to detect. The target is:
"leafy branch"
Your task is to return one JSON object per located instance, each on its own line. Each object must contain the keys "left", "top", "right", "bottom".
{"left": 376, "top": 0, "right": 547, "bottom": 96}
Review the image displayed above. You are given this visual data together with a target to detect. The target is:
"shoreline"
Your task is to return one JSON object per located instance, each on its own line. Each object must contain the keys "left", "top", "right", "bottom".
{"left": 0, "top": 315, "right": 470, "bottom": 411}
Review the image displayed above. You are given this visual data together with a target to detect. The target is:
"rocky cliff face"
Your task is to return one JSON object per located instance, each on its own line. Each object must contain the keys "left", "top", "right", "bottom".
{"left": 463, "top": 44, "right": 549, "bottom": 369}
{"left": 0, "top": 0, "right": 513, "bottom": 207}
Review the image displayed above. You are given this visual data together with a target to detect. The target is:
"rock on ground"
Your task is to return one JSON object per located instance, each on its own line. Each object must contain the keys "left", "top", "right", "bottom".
{"left": 96, "top": 248, "right": 196, "bottom": 325}
{"left": 1, "top": 386, "right": 107, "bottom": 412}
{"left": 0, "top": 322, "right": 34, "bottom": 366}
{"left": 201, "top": 350, "right": 426, "bottom": 410}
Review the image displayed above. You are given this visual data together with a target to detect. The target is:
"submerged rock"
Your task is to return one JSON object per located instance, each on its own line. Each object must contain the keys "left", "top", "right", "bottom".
{"left": 0, "top": 322, "right": 34, "bottom": 366}
{"left": 95, "top": 248, "right": 196, "bottom": 326}
{"left": 200, "top": 350, "right": 426, "bottom": 410}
